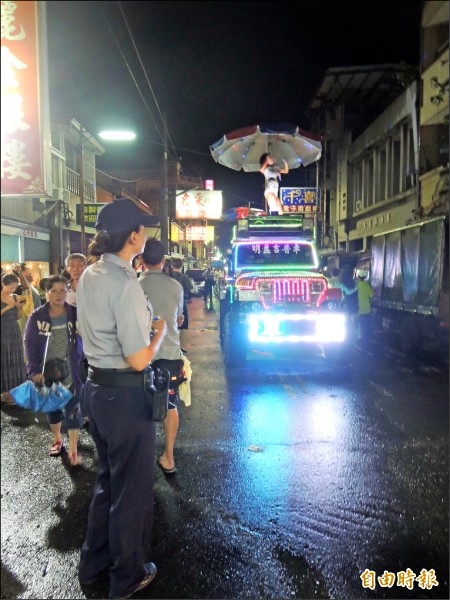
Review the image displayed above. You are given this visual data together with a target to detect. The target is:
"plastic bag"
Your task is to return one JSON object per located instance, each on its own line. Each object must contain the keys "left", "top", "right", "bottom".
{"left": 9, "top": 380, "right": 73, "bottom": 413}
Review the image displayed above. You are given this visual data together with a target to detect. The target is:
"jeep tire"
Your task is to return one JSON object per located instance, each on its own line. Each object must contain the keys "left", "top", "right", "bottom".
{"left": 223, "top": 312, "right": 247, "bottom": 367}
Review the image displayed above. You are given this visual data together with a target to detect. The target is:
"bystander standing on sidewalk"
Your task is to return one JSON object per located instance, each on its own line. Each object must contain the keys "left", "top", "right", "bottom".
{"left": 140, "top": 240, "right": 185, "bottom": 475}
{"left": 19, "top": 263, "right": 42, "bottom": 309}
{"left": 64, "top": 253, "right": 87, "bottom": 306}
{"left": 171, "top": 257, "right": 193, "bottom": 332}
{"left": 24, "top": 275, "right": 84, "bottom": 465}
{"left": 1, "top": 273, "right": 26, "bottom": 405}
{"left": 328, "top": 267, "right": 340, "bottom": 288}
{"left": 356, "top": 269, "right": 373, "bottom": 343}
{"left": 11, "top": 263, "right": 35, "bottom": 335}
{"left": 203, "top": 267, "right": 215, "bottom": 310}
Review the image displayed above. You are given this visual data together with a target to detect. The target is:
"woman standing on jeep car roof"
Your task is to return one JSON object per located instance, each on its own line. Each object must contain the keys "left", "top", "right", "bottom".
{"left": 259, "top": 152, "right": 289, "bottom": 215}
{"left": 24, "top": 275, "right": 84, "bottom": 465}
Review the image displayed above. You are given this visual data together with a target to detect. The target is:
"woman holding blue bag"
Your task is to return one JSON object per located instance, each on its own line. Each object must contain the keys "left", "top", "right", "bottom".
{"left": 24, "top": 275, "right": 84, "bottom": 465}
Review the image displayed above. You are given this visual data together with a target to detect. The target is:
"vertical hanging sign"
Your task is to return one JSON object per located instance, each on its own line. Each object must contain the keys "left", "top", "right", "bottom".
{"left": 1, "top": 1, "right": 51, "bottom": 196}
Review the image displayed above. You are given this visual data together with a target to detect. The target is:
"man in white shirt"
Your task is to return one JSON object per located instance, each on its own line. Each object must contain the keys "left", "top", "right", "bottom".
{"left": 65, "top": 253, "right": 87, "bottom": 306}
{"left": 139, "top": 240, "right": 185, "bottom": 475}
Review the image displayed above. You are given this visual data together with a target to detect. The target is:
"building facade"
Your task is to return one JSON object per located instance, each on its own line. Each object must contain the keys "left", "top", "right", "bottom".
{"left": 419, "top": 1, "right": 449, "bottom": 221}
{"left": 306, "top": 1, "right": 448, "bottom": 269}
{"left": 1, "top": 118, "right": 105, "bottom": 279}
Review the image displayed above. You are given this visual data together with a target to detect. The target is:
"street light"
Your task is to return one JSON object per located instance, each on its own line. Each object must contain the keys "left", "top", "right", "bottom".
{"left": 98, "top": 130, "right": 136, "bottom": 141}
{"left": 78, "top": 128, "right": 136, "bottom": 254}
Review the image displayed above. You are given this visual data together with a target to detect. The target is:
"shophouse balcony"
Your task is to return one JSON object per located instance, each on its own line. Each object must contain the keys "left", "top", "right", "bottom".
{"left": 66, "top": 167, "right": 96, "bottom": 202}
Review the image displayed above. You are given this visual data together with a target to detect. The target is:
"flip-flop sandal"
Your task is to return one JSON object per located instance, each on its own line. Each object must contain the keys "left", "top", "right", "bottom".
{"left": 158, "top": 458, "right": 177, "bottom": 474}
{"left": 1, "top": 393, "right": 16, "bottom": 406}
{"left": 49, "top": 440, "right": 64, "bottom": 457}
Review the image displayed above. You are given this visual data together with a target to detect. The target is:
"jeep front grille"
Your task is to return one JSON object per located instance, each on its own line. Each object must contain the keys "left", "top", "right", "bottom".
{"left": 256, "top": 277, "right": 326, "bottom": 306}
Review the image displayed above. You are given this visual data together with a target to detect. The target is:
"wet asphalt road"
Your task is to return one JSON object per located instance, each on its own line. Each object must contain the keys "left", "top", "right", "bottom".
{"left": 1, "top": 297, "right": 448, "bottom": 600}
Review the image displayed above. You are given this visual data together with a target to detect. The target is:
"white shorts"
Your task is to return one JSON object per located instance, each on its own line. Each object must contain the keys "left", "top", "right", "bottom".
{"left": 264, "top": 178, "right": 278, "bottom": 197}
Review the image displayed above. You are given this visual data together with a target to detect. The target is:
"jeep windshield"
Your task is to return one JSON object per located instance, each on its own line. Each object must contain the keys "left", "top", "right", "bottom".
{"left": 234, "top": 240, "right": 318, "bottom": 269}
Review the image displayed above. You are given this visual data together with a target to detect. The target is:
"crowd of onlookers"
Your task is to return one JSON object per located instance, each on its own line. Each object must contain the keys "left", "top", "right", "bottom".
{"left": 1, "top": 254, "right": 88, "bottom": 465}
{"left": 1, "top": 252, "right": 206, "bottom": 467}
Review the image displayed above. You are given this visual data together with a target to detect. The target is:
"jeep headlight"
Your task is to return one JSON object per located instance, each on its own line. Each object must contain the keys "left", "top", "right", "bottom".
{"left": 316, "top": 314, "right": 346, "bottom": 342}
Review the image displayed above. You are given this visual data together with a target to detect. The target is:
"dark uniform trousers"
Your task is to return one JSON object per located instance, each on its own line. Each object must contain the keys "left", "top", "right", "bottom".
{"left": 79, "top": 380, "right": 155, "bottom": 598}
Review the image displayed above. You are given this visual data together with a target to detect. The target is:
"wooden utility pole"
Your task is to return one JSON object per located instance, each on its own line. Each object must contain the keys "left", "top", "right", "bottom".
{"left": 160, "top": 120, "right": 169, "bottom": 252}
{"left": 314, "top": 160, "right": 319, "bottom": 243}
{"left": 79, "top": 125, "right": 85, "bottom": 255}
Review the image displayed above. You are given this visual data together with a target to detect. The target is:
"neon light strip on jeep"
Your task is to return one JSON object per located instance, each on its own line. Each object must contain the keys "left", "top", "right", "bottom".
{"left": 236, "top": 274, "right": 327, "bottom": 307}
{"left": 233, "top": 239, "right": 319, "bottom": 270}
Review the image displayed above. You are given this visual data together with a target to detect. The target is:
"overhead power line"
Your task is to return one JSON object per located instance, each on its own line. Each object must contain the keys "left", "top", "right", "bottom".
{"left": 116, "top": 1, "right": 179, "bottom": 161}
{"left": 100, "top": 2, "right": 207, "bottom": 179}
{"left": 101, "top": 4, "right": 167, "bottom": 151}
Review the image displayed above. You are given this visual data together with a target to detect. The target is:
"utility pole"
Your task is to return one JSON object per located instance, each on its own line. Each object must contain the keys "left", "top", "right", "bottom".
{"left": 321, "top": 139, "right": 328, "bottom": 248}
{"left": 160, "top": 119, "right": 169, "bottom": 252}
{"left": 314, "top": 160, "right": 319, "bottom": 243}
{"left": 79, "top": 125, "right": 85, "bottom": 255}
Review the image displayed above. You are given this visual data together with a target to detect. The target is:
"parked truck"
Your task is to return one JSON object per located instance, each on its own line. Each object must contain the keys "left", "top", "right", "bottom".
{"left": 356, "top": 216, "right": 449, "bottom": 354}
{"left": 219, "top": 215, "right": 349, "bottom": 366}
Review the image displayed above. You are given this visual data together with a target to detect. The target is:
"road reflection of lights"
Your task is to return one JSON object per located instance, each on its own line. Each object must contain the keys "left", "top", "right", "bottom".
{"left": 245, "top": 394, "right": 288, "bottom": 437}
{"left": 227, "top": 383, "right": 349, "bottom": 524}
{"left": 234, "top": 393, "right": 290, "bottom": 509}
{"left": 310, "top": 399, "right": 340, "bottom": 439}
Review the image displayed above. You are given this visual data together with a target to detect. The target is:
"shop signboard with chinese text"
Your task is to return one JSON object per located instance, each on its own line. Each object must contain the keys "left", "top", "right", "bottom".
{"left": 280, "top": 188, "right": 320, "bottom": 214}
{"left": 1, "top": 1, "right": 52, "bottom": 196}
{"left": 181, "top": 226, "right": 215, "bottom": 242}
{"left": 76, "top": 203, "right": 106, "bottom": 228}
{"left": 176, "top": 190, "right": 222, "bottom": 220}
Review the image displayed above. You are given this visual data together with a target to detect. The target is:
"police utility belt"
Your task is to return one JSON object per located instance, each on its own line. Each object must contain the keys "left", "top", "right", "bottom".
{"left": 87, "top": 366, "right": 170, "bottom": 422}
{"left": 87, "top": 367, "right": 144, "bottom": 387}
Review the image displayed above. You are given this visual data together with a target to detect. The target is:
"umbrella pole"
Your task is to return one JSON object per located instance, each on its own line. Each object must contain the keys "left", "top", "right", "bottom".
{"left": 265, "top": 139, "right": 270, "bottom": 214}
{"left": 42, "top": 333, "right": 51, "bottom": 375}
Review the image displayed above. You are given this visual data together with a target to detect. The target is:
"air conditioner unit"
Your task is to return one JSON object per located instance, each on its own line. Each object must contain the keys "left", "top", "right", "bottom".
{"left": 355, "top": 200, "right": 362, "bottom": 212}
{"left": 62, "top": 189, "right": 71, "bottom": 204}
{"left": 52, "top": 187, "right": 63, "bottom": 201}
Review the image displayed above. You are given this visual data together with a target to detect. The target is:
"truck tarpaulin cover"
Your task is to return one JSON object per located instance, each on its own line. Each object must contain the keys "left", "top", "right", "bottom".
{"left": 372, "top": 219, "right": 444, "bottom": 311}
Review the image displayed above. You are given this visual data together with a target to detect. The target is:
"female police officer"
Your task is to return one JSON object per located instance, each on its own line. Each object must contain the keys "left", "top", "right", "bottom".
{"left": 76, "top": 198, "right": 167, "bottom": 599}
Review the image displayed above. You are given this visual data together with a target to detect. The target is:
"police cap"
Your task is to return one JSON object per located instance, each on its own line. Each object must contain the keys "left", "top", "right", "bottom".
{"left": 96, "top": 198, "right": 160, "bottom": 234}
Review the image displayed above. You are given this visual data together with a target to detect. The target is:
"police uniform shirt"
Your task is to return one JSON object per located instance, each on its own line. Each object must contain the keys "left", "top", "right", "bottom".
{"left": 77, "top": 253, "right": 152, "bottom": 369}
{"left": 139, "top": 271, "right": 183, "bottom": 361}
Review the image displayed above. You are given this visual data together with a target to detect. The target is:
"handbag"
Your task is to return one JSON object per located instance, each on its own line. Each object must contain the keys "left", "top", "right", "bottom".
{"left": 44, "top": 357, "right": 70, "bottom": 386}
